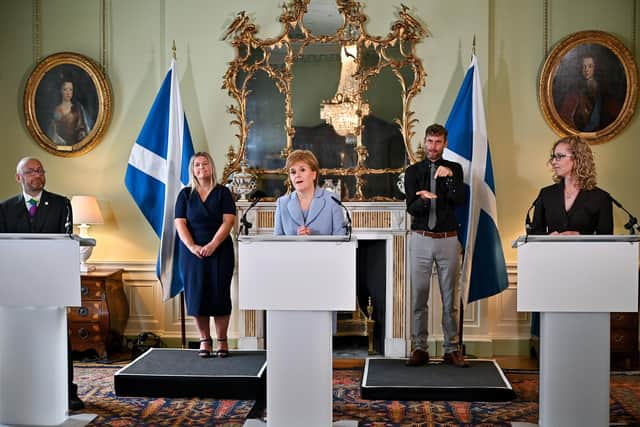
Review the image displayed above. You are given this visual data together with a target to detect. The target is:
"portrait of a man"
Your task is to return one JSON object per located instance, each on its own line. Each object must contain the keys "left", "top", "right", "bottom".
{"left": 34, "top": 64, "right": 99, "bottom": 146}
{"left": 552, "top": 43, "right": 626, "bottom": 133}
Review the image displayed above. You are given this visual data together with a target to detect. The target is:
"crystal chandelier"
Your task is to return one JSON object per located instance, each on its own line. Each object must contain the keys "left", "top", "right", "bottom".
{"left": 320, "top": 44, "right": 369, "bottom": 141}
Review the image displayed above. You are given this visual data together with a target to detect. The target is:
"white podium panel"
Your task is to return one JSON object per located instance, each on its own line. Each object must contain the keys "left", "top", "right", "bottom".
{"left": 516, "top": 235, "right": 639, "bottom": 427}
{"left": 268, "top": 311, "right": 333, "bottom": 426}
{"left": 239, "top": 235, "right": 356, "bottom": 427}
{"left": 239, "top": 236, "right": 356, "bottom": 311}
{"left": 0, "top": 234, "right": 80, "bottom": 307}
{"left": 0, "top": 307, "right": 68, "bottom": 425}
{"left": 539, "top": 312, "right": 609, "bottom": 427}
{"left": 0, "top": 234, "right": 81, "bottom": 426}
{"left": 517, "top": 235, "right": 638, "bottom": 312}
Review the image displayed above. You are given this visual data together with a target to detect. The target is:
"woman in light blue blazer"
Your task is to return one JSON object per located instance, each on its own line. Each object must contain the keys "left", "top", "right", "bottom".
{"left": 274, "top": 149, "right": 346, "bottom": 236}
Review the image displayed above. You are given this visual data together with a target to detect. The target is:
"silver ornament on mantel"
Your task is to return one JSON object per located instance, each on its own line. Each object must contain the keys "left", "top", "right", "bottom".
{"left": 231, "top": 159, "right": 256, "bottom": 201}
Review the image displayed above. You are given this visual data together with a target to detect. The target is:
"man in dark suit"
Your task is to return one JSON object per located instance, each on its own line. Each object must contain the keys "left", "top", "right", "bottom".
{"left": 0, "top": 157, "right": 84, "bottom": 410}
{"left": 0, "top": 158, "right": 70, "bottom": 233}
{"left": 404, "top": 124, "right": 467, "bottom": 368}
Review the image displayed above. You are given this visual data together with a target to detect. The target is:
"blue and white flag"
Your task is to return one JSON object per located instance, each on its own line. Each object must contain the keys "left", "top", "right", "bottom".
{"left": 444, "top": 55, "right": 508, "bottom": 305}
{"left": 125, "top": 59, "right": 195, "bottom": 301}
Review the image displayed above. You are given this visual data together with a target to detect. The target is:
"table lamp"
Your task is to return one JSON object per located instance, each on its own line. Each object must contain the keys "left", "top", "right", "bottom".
{"left": 71, "top": 195, "right": 104, "bottom": 272}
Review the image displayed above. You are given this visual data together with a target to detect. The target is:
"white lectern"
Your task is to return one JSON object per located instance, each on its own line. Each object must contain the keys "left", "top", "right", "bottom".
{"left": 515, "top": 235, "right": 639, "bottom": 427}
{"left": 239, "top": 235, "right": 356, "bottom": 427}
{"left": 0, "top": 234, "right": 81, "bottom": 426}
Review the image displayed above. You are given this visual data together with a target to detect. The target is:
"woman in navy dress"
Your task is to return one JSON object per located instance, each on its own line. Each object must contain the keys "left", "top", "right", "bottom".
{"left": 175, "top": 152, "right": 236, "bottom": 357}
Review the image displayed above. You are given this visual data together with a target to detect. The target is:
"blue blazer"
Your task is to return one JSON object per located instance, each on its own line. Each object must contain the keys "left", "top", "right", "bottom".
{"left": 274, "top": 188, "right": 346, "bottom": 236}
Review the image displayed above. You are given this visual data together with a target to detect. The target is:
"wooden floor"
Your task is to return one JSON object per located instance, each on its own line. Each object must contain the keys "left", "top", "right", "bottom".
{"left": 494, "top": 355, "right": 538, "bottom": 370}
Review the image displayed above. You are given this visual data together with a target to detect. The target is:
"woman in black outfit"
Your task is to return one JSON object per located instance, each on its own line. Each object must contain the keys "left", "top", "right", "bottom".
{"left": 529, "top": 135, "right": 613, "bottom": 341}
{"left": 530, "top": 135, "right": 612, "bottom": 235}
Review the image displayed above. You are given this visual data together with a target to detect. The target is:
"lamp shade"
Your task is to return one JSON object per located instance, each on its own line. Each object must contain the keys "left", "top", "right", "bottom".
{"left": 71, "top": 195, "right": 104, "bottom": 225}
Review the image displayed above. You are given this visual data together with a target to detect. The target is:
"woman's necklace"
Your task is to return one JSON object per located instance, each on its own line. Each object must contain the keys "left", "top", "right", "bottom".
{"left": 564, "top": 187, "right": 579, "bottom": 199}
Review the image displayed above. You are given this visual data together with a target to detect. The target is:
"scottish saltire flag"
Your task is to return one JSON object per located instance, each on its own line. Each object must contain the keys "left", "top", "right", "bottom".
{"left": 125, "top": 58, "right": 195, "bottom": 301}
{"left": 443, "top": 55, "right": 508, "bottom": 305}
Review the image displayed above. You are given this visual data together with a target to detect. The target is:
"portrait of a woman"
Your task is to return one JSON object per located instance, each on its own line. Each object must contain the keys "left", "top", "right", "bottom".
{"left": 47, "top": 79, "right": 93, "bottom": 145}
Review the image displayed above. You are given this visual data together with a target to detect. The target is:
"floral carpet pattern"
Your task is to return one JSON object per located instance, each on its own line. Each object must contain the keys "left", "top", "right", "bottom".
{"left": 75, "top": 364, "right": 640, "bottom": 426}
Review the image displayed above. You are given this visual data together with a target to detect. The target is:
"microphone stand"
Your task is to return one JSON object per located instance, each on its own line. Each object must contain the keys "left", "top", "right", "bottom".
{"left": 239, "top": 195, "right": 262, "bottom": 236}
{"left": 524, "top": 204, "right": 535, "bottom": 243}
{"left": 331, "top": 197, "right": 352, "bottom": 240}
{"left": 611, "top": 196, "right": 639, "bottom": 235}
{"left": 65, "top": 199, "right": 73, "bottom": 235}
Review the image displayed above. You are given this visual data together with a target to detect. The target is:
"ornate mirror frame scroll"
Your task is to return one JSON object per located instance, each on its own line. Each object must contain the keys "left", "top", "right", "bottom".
{"left": 222, "top": 0, "right": 427, "bottom": 200}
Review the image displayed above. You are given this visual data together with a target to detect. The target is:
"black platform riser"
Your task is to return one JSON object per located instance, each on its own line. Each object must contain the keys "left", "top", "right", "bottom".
{"left": 114, "top": 349, "right": 267, "bottom": 401}
{"left": 115, "top": 375, "right": 265, "bottom": 400}
{"left": 361, "top": 386, "right": 517, "bottom": 402}
{"left": 361, "top": 358, "right": 516, "bottom": 402}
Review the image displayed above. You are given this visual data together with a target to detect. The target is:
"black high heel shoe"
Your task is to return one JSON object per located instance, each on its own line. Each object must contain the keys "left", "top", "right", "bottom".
{"left": 198, "top": 337, "right": 213, "bottom": 358}
{"left": 216, "top": 338, "right": 229, "bottom": 358}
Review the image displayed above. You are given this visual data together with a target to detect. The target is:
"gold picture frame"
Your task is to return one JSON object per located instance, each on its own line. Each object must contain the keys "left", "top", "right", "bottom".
{"left": 539, "top": 30, "right": 638, "bottom": 144}
{"left": 24, "top": 52, "right": 112, "bottom": 157}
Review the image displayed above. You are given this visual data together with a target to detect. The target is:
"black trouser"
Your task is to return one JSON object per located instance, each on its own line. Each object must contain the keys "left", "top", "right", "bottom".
{"left": 68, "top": 337, "right": 78, "bottom": 399}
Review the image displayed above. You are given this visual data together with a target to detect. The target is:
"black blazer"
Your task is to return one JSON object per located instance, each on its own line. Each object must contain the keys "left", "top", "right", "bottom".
{"left": 0, "top": 190, "right": 70, "bottom": 234}
{"left": 404, "top": 158, "right": 465, "bottom": 232}
{"left": 530, "top": 181, "right": 613, "bottom": 235}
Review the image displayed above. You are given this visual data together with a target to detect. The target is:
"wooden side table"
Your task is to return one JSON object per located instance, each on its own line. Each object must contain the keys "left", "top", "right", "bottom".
{"left": 67, "top": 269, "right": 129, "bottom": 358}
{"left": 611, "top": 272, "right": 640, "bottom": 370}
{"left": 611, "top": 311, "right": 639, "bottom": 369}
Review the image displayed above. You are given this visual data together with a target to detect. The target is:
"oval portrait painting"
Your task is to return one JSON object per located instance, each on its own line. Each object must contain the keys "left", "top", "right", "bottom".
{"left": 24, "top": 52, "right": 112, "bottom": 156}
{"left": 539, "top": 31, "right": 638, "bottom": 144}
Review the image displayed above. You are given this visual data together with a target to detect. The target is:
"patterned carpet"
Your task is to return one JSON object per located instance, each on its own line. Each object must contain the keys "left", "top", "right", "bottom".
{"left": 75, "top": 364, "right": 640, "bottom": 426}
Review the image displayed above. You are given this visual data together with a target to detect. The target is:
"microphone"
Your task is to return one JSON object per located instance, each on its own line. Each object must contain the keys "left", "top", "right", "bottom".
{"left": 64, "top": 199, "right": 73, "bottom": 235}
{"left": 240, "top": 190, "right": 267, "bottom": 236}
{"left": 331, "top": 196, "right": 352, "bottom": 239}
{"left": 610, "top": 195, "right": 638, "bottom": 235}
{"left": 524, "top": 195, "right": 540, "bottom": 235}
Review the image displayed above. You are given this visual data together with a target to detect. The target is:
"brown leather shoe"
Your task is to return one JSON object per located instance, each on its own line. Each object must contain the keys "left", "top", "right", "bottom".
{"left": 443, "top": 350, "right": 468, "bottom": 367}
{"left": 406, "top": 349, "right": 429, "bottom": 366}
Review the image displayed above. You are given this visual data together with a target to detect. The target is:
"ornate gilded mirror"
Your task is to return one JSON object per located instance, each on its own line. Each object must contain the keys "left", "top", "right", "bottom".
{"left": 222, "top": 0, "right": 426, "bottom": 200}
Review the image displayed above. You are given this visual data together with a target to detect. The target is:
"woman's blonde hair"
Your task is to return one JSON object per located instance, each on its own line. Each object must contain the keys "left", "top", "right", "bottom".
{"left": 285, "top": 149, "right": 320, "bottom": 187}
{"left": 550, "top": 135, "right": 597, "bottom": 190}
{"left": 188, "top": 152, "right": 217, "bottom": 191}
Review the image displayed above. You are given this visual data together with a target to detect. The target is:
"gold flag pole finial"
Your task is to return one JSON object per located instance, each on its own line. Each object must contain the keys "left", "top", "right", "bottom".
{"left": 172, "top": 40, "right": 177, "bottom": 60}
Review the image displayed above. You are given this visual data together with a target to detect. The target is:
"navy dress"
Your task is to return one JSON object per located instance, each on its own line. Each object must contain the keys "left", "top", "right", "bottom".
{"left": 175, "top": 185, "right": 236, "bottom": 316}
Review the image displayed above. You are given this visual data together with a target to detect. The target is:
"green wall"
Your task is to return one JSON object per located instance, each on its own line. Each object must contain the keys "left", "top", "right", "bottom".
{"left": 0, "top": 0, "right": 638, "bottom": 264}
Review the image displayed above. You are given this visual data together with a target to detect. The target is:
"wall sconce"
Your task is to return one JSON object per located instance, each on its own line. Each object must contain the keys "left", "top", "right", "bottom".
{"left": 71, "top": 195, "right": 104, "bottom": 272}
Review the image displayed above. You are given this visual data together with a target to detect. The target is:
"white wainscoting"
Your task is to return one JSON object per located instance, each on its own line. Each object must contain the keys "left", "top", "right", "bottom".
{"left": 90, "top": 260, "right": 243, "bottom": 342}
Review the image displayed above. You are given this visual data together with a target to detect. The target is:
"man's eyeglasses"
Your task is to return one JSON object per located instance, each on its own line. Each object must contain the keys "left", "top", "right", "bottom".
{"left": 549, "top": 153, "right": 571, "bottom": 161}
{"left": 22, "top": 168, "right": 46, "bottom": 176}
